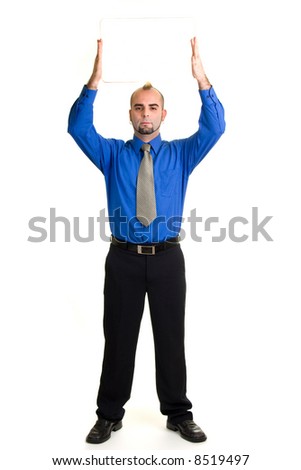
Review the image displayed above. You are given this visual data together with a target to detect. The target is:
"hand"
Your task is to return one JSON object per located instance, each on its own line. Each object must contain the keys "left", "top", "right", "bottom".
{"left": 190, "top": 37, "right": 211, "bottom": 90}
{"left": 87, "top": 39, "right": 103, "bottom": 90}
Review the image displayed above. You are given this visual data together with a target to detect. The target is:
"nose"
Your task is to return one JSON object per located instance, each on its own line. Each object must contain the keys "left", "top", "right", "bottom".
{"left": 143, "top": 110, "right": 149, "bottom": 117}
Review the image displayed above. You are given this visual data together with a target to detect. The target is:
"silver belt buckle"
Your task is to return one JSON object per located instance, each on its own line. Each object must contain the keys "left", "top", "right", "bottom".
{"left": 137, "top": 245, "right": 156, "bottom": 255}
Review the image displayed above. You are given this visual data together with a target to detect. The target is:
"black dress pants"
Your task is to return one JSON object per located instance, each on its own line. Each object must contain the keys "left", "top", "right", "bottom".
{"left": 96, "top": 243, "right": 193, "bottom": 425}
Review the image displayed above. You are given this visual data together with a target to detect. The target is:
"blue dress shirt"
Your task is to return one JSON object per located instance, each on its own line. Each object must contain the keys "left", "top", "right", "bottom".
{"left": 68, "top": 86, "right": 225, "bottom": 243}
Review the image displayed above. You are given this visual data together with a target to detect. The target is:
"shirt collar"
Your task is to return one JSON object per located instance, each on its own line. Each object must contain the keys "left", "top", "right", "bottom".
{"left": 132, "top": 134, "right": 162, "bottom": 155}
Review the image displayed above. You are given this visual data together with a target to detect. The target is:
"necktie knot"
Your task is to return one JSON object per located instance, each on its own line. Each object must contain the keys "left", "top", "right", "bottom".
{"left": 141, "top": 143, "right": 151, "bottom": 153}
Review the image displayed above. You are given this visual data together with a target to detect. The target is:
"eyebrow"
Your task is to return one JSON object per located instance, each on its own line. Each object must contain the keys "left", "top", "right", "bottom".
{"left": 133, "top": 103, "right": 159, "bottom": 108}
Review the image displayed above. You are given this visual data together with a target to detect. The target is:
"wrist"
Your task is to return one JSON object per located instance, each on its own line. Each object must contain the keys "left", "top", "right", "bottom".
{"left": 86, "top": 77, "right": 100, "bottom": 90}
{"left": 197, "top": 74, "right": 211, "bottom": 90}
{"left": 86, "top": 82, "right": 99, "bottom": 90}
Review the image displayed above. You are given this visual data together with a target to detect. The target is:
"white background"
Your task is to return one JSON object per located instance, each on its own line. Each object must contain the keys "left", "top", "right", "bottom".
{"left": 1, "top": 0, "right": 300, "bottom": 468}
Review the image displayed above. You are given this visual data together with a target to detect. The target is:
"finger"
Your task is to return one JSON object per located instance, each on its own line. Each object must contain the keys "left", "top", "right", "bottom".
{"left": 193, "top": 37, "right": 200, "bottom": 57}
{"left": 190, "top": 36, "right": 196, "bottom": 55}
{"left": 97, "top": 38, "right": 103, "bottom": 54}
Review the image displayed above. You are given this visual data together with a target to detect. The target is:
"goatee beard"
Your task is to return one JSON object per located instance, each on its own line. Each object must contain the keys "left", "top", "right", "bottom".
{"left": 138, "top": 126, "right": 155, "bottom": 135}
{"left": 134, "top": 123, "right": 161, "bottom": 136}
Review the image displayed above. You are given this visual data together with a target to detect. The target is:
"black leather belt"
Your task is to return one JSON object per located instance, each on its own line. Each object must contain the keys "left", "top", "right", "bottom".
{"left": 111, "top": 235, "right": 180, "bottom": 255}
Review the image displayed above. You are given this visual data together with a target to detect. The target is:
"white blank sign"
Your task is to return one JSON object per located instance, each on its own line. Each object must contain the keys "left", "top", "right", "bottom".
{"left": 100, "top": 17, "right": 195, "bottom": 83}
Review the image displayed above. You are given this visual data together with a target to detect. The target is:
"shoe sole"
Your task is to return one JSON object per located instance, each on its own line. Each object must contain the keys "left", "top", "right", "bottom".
{"left": 86, "top": 421, "right": 123, "bottom": 444}
{"left": 167, "top": 422, "right": 207, "bottom": 443}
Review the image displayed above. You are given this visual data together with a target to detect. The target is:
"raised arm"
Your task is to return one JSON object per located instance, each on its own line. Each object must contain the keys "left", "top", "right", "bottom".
{"left": 190, "top": 37, "right": 211, "bottom": 91}
{"left": 68, "top": 39, "right": 117, "bottom": 173}
{"left": 86, "top": 39, "right": 103, "bottom": 90}
{"left": 180, "top": 37, "right": 225, "bottom": 173}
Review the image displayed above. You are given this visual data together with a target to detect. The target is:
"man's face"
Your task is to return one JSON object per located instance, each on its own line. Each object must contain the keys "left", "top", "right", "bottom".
{"left": 129, "top": 88, "right": 167, "bottom": 140}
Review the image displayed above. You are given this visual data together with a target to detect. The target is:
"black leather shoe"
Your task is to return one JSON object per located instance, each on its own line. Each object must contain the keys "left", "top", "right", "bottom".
{"left": 86, "top": 418, "right": 122, "bottom": 444}
{"left": 167, "top": 419, "right": 207, "bottom": 443}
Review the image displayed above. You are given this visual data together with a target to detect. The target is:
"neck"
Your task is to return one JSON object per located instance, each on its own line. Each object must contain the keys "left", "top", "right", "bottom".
{"left": 135, "top": 130, "right": 160, "bottom": 142}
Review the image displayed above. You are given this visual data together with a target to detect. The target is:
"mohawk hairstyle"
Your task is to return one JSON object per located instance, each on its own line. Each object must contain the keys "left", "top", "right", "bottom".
{"left": 142, "top": 81, "right": 153, "bottom": 90}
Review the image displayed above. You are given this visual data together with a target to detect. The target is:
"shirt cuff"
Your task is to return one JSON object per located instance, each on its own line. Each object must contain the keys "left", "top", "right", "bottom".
{"left": 199, "top": 86, "right": 219, "bottom": 105}
{"left": 78, "top": 85, "right": 98, "bottom": 103}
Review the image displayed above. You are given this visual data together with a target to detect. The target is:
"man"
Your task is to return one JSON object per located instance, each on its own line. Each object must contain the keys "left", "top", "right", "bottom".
{"left": 68, "top": 37, "right": 225, "bottom": 444}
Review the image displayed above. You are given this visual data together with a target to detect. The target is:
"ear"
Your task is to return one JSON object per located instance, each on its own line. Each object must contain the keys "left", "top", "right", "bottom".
{"left": 161, "top": 109, "right": 167, "bottom": 121}
{"left": 129, "top": 110, "right": 132, "bottom": 122}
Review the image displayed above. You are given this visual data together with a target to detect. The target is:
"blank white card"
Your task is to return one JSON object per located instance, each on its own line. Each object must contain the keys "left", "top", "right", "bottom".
{"left": 100, "top": 17, "right": 195, "bottom": 83}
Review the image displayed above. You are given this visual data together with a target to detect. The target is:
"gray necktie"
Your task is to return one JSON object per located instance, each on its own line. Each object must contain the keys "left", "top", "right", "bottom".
{"left": 136, "top": 143, "right": 157, "bottom": 226}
